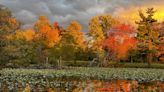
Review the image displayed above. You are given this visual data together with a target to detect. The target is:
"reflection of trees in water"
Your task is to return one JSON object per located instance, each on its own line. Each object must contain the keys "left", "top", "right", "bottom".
{"left": 1, "top": 80, "right": 164, "bottom": 92}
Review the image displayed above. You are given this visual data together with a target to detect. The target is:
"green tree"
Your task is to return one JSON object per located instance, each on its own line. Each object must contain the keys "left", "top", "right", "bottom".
{"left": 6, "top": 37, "right": 35, "bottom": 68}
{"left": 136, "top": 8, "right": 159, "bottom": 65}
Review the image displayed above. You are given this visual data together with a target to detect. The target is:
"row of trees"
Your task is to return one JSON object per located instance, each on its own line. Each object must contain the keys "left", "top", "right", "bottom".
{"left": 88, "top": 8, "right": 163, "bottom": 66}
{"left": 0, "top": 5, "right": 163, "bottom": 68}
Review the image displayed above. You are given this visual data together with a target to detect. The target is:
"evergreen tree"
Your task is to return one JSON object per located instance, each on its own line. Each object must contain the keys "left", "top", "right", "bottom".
{"left": 136, "top": 8, "right": 159, "bottom": 65}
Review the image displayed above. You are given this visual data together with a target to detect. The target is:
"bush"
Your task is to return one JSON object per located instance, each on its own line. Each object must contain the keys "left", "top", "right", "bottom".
{"left": 63, "top": 61, "right": 89, "bottom": 67}
{"left": 120, "top": 63, "right": 164, "bottom": 69}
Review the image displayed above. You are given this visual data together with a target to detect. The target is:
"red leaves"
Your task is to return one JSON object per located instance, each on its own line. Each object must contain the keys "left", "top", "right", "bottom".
{"left": 54, "top": 22, "right": 59, "bottom": 28}
{"left": 112, "top": 24, "right": 135, "bottom": 33}
{"left": 104, "top": 24, "right": 137, "bottom": 59}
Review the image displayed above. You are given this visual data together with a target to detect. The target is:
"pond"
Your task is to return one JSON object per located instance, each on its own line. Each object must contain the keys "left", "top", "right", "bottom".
{"left": 1, "top": 80, "right": 164, "bottom": 92}
{"left": 1, "top": 68, "right": 164, "bottom": 91}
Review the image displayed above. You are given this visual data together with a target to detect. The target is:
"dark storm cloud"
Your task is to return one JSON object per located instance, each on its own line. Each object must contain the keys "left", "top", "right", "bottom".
{"left": 0, "top": 0, "right": 163, "bottom": 32}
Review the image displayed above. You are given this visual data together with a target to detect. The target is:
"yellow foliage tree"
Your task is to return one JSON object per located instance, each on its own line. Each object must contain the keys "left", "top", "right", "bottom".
{"left": 66, "top": 21, "right": 86, "bottom": 49}
{"left": 14, "top": 29, "right": 35, "bottom": 41}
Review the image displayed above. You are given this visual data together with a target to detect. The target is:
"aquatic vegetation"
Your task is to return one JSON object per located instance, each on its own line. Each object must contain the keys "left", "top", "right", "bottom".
{"left": 0, "top": 68, "right": 164, "bottom": 91}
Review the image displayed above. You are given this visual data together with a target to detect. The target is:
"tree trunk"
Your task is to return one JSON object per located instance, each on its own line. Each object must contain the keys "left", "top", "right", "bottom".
{"left": 102, "top": 57, "right": 108, "bottom": 67}
{"left": 74, "top": 53, "right": 77, "bottom": 65}
{"left": 103, "top": 49, "right": 108, "bottom": 67}
{"left": 45, "top": 57, "right": 49, "bottom": 68}
{"left": 74, "top": 60, "right": 77, "bottom": 65}
{"left": 147, "top": 40, "right": 153, "bottom": 67}
{"left": 58, "top": 56, "right": 62, "bottom": 69}
{"left": 147, "top": 53, "right": 152, "bottom": 67}
{"left": 130, "top": 56, "right": 133, "bottom": 63}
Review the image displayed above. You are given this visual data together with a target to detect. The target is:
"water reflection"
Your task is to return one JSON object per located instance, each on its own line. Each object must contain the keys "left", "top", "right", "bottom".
{"left": 1, "top": 80, "right": 164, "bottom": 92}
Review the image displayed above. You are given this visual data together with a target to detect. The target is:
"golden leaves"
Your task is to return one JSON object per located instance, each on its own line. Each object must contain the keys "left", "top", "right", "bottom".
{"left": 14, "top": 29, "right": 35, "bottom": 41}
{"left": 65, "top": 21, "right": 86, "bottom": 50}
{"left": 23, "top": 29, "right": 35, "bottom": 41}
{"left": 67, "top": 21, "right": 81, "bottom": 32}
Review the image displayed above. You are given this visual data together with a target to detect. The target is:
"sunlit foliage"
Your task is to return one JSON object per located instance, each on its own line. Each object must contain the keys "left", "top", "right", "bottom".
{"left": 104, "top": 24, "right": 137, "bottom": 60}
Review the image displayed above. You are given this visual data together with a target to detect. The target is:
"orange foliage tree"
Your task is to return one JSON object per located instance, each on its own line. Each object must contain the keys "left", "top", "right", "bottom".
{"left": 104, "top": 24, "right": 137, "bottom": 61}
{"left": 34, "top": 15, "right": 60, "bottom": 48}
{"left": 32, "top": 15, "right": 61, "bottom": 65}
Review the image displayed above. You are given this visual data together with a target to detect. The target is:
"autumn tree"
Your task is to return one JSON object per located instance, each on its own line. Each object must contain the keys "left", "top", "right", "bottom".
{"left": 53, "top": 21, "right": 86, "bottom": 64}
{"left": 34, "top": 15, "right": 60, "bottom": 65}
{"left": 0, "top": 5, "right": 20, "bottom": 68}
{"left": 136, "top": 8, "right": 159, "bottom": 65}
{"left": 0, "top": 5, "right": 20, "bottom": 32}
{"left": 14, "top": 29, "right": 35, "bottom": 41}
{"left": 88, "top": 15, "right": 119, "bottom": 66}
{"left": 152, "top": 21, "right": 164, "bottom": 63}
{"left": 104, "top": 24, "right": 137, "bottom": 62}
{"left": 66, "top": 21, "right": 86, "bottom": 50}
{"left": 34, "top": 15, "right": 60, "bottom": 48}
{"left": 66, "top": 21, "right": 86, "bottom": 62}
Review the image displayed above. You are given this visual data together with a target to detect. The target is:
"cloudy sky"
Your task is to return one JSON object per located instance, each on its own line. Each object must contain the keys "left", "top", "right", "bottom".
{"left": 0, "top": 0, "right": 164, "bottom": 32}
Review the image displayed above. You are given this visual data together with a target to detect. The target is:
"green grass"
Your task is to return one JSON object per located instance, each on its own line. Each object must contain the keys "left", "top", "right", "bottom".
{"left": 63, "top": 61, "right": 164, "bottom": 69}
